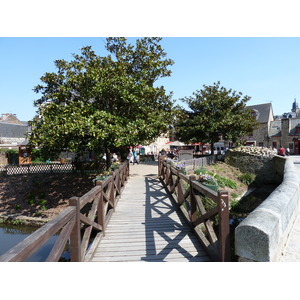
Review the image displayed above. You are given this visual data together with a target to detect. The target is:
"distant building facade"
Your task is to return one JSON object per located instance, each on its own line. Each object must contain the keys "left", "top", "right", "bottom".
{"left": 246, "top": 101, "right": 300, "bottom": 154}
{"left": 0, "top": 113, "right": 30, "bottom": 148}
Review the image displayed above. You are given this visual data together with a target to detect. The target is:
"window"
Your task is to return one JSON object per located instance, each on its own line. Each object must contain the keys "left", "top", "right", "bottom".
{"left": 258, "top": 142, "right": 264, "bottom": 147}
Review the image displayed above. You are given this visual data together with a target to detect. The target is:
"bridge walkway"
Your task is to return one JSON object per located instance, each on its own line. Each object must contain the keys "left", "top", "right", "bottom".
{"left": 280, "top": 155, "right": 300, "bottom": 262}
{"left": 89, "top": 161, "right": 210, "bottom": 262}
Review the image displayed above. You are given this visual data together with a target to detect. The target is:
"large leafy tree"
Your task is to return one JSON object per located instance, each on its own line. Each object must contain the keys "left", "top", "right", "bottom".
{"left": 175, "top": 81, "right": 259, "bottom": 149}
{"left": 29, "top": 37, "right": 175, "bottom": 167}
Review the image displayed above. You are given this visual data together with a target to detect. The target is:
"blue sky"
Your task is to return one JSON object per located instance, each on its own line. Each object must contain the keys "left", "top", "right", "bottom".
{"left": 1, "top": 37, "right": 300, "bottom": 121}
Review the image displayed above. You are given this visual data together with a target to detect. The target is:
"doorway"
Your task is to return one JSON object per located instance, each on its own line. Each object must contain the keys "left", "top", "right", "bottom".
{"left": 294, "top": 141, "right": 299, "bottom": 154}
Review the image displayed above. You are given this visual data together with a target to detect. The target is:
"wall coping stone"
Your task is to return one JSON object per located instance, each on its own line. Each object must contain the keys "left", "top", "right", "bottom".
{"left": 235, "top": 157, "right": 300, "bottom": 261}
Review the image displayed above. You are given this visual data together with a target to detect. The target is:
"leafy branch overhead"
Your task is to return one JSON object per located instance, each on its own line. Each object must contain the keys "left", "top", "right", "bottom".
{"left": 30, "top": 38, "right": 176, "bottom": 161}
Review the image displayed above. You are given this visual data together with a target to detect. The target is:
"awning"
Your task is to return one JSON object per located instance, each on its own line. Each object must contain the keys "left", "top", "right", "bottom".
{"left": 165, "top": 141, "right": 185, "bottom": 146}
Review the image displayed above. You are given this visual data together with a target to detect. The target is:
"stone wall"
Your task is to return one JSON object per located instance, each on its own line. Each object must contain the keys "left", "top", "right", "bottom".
{"left": 224, "top": 146, "right": 282, "bottom": 184}
{"left": 235, "top": 158, "right": 300, "bottom": 261}
{"left": 0, "top": 151, "right": 7, "bottom": 165}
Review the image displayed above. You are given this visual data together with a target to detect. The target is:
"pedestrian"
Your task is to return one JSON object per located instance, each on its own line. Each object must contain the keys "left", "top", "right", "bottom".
{"left": 278, "top": 145, "right": 285, "bottom": 156}
{"left": 133, "top": 148, "right": 139, "bottom": 165}
{"left": 127, "top": 149, "right": 133, "bottom": 163}
{"left": 136, "top": 152, "right": 140, "bottom": 164}
{"left": 111, "top": 153, "right": 118, "bottom": 163}
{"left": 286, "top": 147, "right": 290, "bottom": 156}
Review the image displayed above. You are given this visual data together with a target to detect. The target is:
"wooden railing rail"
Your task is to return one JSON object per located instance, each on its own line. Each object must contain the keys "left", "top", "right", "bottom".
{"left": 0, "top": 160, "right": 130, "bottom": 262}
{"left": 158, "top": 156, "right": 230, "bottom": 262}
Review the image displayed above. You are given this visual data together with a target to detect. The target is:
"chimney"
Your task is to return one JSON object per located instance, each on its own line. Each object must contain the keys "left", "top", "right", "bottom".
{"left": 281, "top": 118, "right": 291, "bottom": 148}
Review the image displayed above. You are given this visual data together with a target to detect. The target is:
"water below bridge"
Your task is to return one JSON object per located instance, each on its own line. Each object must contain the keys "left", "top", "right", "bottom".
{"left": 0, "top": 223, "right": 70, "bottom": 261}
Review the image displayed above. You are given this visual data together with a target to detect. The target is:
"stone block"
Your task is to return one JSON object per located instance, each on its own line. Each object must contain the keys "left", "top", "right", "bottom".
{"left": 235, "top": 210, "right": 280, "bottom": 261}
{"left": 235, "top": 156, "right": 300, "bottom": 262}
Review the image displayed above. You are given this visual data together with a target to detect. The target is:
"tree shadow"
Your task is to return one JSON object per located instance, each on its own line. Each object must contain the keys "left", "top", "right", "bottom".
{"left": 141, "top": 176, "right": 209, "bottom": 262}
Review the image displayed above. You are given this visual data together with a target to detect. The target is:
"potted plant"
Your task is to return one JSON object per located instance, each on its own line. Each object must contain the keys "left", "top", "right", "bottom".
{"left": 175, "top": 162, "right": 186, "bottom": 174}
{"left": 111, "top": 161, "right": 120, "bottom": 171}
{"left": 198, "top": 174, "right": 218, "bottom": 192}
{"left": 93, "top": 170, "right": 111, "bottom": 184}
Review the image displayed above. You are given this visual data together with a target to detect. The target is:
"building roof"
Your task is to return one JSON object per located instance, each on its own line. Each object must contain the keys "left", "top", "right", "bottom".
{"left": 247, "top": 103, "right": 273, "bottom": 123}
{"left": 0, "top": 122, "right": 30, "bottom": 138}
{"left": 269, "top": 118, "right": 300, "bottom": 137}
{"left": 289, "top": 119, "right": 300, "bottom": 136}
{"left": 269, "top": 120, "right": 281, "bottom": 137}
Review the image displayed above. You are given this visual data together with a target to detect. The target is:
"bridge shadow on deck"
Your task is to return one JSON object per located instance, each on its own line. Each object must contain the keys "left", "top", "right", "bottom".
{"left": 141, "top": 175, "right": 208, "bottom": 262}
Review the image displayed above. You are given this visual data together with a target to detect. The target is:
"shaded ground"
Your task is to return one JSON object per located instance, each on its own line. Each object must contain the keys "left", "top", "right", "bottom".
{"left": 0, "top": 173, "right": 96, "bottom": 222}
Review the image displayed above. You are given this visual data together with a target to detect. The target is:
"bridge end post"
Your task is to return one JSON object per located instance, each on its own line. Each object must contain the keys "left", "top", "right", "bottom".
{"left": 69, "top": 197, "right": 81, "bottom": 262}
{"left": 218, "top": 190, "right": 231, "bottom": 262}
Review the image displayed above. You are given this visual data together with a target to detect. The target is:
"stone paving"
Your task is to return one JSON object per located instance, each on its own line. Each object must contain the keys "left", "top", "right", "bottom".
{"left": 279, "top": 155, "right": 300, "bottom": 262}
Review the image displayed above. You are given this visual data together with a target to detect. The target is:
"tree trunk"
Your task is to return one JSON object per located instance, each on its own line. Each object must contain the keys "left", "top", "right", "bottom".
{"left": 105, "top": 147, "right": 111, "bottom": 170}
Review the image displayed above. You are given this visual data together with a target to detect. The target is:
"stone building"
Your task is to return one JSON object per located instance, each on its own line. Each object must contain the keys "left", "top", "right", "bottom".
{"left": 245, "top": 103, "right": 274, "bottom": 148}
{"left": 0, "top": 113, "right": 30, "bottom": 148}
{"left": 245, "top": 102, "right": 300, "bottom": 154}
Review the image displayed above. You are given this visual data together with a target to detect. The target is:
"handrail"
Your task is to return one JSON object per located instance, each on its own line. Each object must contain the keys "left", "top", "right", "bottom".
{"left": 0, "top": 160, "right": 130, "bottom": 262}
{"left": 158, "top": 156, "right": 230, "bottom": 262}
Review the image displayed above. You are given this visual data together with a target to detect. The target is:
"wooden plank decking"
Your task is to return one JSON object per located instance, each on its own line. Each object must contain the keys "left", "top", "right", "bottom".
{"left": 89, "top": 162, "right": 210, "bottom": 262}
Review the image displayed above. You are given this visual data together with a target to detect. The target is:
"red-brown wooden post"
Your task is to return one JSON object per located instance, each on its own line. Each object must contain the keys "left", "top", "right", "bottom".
{"left": 177, "top": 170, "right": 184, "bottom": 205}
{"left": 69, "top": 197, "right": 81, "bottom": 262}
{"left": 158, "top": 156, "right": 161, "bottom": 177}
{"left": 117, "top": 169, "right": 121, "bottom": 193}
{"left": 96, "top": 182, "right": 105, "bottom": 236}
{"left": 110, "top": 172, "right": 115, "bottom": 210}
{"left": 218, "top": 190, "right": 230, "bottom": 262}
{"left": 189, "top": 175, "right": 197, "bottom": 224}
{"left": 126, "top": 160, "right": 130, "bottom": 179}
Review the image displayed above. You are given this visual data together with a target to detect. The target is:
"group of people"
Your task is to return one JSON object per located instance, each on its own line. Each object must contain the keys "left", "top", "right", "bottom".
{"left": 276, "top": 146, "right": 290, "bottom": 157}
{"left": 159, "top": 149, "right": 178, "bottom": 158}
{"left": 102, "top": 152, "right": 119, "bottom": 163}
{"left": 127, "top": 147, "right": 140, "bottom": 165}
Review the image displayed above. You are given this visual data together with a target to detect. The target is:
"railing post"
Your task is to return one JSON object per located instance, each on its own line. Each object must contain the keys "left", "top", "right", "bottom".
{"left": 177, "top": 170, "right": 184, "bottom": 205}
{"left": 189, "top": 175, "right": 197, "bottom": 224}
{"left": 96, "top": 182, "right": 105, "bottom": 236}
{"left": 69, "top": 197, "right": 81, "bottom": 262}
{"left": 110, "top": 171, "right": 115, "bottom": 210}
{"left": 158, "top": 156, "right": 162, "bottom": 177}
{"left": 218, "top": 190, "right": 230, "bottom": 262}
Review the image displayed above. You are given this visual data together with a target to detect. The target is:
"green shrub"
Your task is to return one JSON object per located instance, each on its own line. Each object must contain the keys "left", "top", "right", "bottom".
{"left": 231, "top": 193, "right": 238, "bottom": 199}
{"left": 238, "top": 173, "right": 256, "bottom": 185}
{"left": 195, "top": 167, "right": 207, "bottom": 175}
{"left": 213, "top": 174, "right": 237, "bottom": 189}
{"left": 14, "top": 204, "right": 21, "bottom": 210}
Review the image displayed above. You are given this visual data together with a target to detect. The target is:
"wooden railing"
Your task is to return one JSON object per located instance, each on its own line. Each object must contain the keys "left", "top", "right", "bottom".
{"left": 158, "top": 156, "right": 230, "bottom": 262}
{"left": 0, "top": 160, "right": 129, "bottom": 262}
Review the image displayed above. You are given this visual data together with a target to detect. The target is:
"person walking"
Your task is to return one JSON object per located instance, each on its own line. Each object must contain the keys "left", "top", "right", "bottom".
{"left": 279, "top": 145, "right": 285, "bottom": 156}
{"left": 127, "top": 149, "right": 133, "bottom": 163}
{"left": 133, "top": 148, "right": 139, "bottom": 165}
{"left": 286, "top": 147, "right": 290, "bottom": 156}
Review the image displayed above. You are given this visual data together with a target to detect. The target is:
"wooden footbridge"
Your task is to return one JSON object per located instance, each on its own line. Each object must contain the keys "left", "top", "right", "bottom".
{"left": 0, "top": 158, "right": 230, "bottom": 262}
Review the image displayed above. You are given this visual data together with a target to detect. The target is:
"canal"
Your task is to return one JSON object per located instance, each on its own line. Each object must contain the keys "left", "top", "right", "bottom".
{"left": 0, "top": 223, "right": 70, "bottom": 261}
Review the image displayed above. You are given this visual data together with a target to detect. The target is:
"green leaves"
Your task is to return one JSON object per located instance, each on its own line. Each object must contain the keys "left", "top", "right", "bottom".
{"left": 30, "top": 37, "right": 175, "bottom": 160}
{"left": 175, "top": 81, "right": 258, "bottom": 146}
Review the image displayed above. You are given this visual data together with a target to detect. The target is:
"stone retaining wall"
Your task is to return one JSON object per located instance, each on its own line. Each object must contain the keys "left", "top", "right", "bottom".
{"left": 225, "top": 146, "right": 282, "bottom": 184}
{"left": 235, "top": 157, "right": 300, "bottom": 261}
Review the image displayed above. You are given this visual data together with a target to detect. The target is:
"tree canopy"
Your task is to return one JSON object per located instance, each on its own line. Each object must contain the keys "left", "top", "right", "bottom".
{"left": 175, "top": 81, "right": 259, "bottom": 147}
{"left": 29, "top": 37, "right": 176, "bottom": 165}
